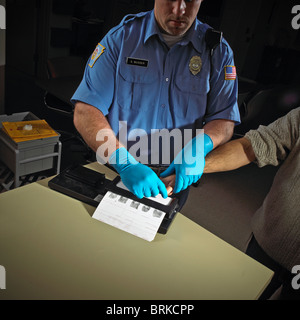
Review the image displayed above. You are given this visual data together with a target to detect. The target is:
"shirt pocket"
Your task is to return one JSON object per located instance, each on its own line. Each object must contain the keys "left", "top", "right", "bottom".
{"left": 173, "top": 75, "right": 210, "bottom": 120}
{"left": 117, "top": 65, "right": 158, "bottom": 112}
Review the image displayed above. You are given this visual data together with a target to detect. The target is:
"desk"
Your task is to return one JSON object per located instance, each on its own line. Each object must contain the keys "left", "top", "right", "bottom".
{"left": 0, "top": 163, "right": 273, "bottom": 300}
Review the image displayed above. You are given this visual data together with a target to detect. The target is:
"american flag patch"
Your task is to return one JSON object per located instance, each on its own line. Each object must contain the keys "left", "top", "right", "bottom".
{"left": 225, "top": 66, "right": 236, "bottom": 80}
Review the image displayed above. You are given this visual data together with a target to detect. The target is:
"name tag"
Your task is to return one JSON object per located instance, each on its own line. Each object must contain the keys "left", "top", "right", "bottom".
{"left": 126, "top": 57, "right": 149, "bottom": 68}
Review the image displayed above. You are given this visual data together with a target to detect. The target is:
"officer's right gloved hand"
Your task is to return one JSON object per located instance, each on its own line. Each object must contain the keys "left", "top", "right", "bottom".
{"left": 109, "top": 148, "right": 168, "bottom": 199}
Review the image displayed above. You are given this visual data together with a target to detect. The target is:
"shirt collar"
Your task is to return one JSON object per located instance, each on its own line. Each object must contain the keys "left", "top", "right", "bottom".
{"left": 182, "top": 20, "right": 205, "bottom": 54}
{"left": 144, "top": 10, "right": 161, "bottom": 43}
{"left": 144, "top": 11, "right": 205, "bottom": 54}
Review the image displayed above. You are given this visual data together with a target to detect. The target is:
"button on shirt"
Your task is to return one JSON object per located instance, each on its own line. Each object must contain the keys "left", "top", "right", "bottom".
{"left": 71, "top": 10, "right": 240, "bottom": 164}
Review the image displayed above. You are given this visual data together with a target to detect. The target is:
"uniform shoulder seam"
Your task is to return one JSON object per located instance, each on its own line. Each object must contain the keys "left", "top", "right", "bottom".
{"left": 108, "top": 12, "right": 149, "bottom": 35}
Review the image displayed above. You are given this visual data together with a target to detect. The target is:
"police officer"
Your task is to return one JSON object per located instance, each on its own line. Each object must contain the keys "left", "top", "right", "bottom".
{"left": 72, "top": 0, "right": 240, "bottom": 201}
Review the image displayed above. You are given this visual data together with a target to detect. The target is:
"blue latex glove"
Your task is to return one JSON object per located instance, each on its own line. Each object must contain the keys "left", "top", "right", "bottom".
{"left": 109, "top": 148, "right": 168, "bottom": 199}
{"left": 160, "top": 134, "right": 213, "bottom": 194}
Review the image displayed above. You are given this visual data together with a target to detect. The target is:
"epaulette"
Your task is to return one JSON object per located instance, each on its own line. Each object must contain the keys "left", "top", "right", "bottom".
{"left": 205, "top": 28, "right": 223, "bottom": 56}
{"left": 108, "top": 12, "right": 148, "bottom": 35}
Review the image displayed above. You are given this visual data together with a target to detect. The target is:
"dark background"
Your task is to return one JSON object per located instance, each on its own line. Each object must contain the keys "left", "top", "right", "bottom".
{"left": 2, "top": 0, "right": 300, "bottom": 169}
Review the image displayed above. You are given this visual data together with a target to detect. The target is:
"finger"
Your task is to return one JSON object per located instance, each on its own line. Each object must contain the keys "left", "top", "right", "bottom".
{"left": 192, "top": 174, "right": 201, "bottom": 185}
{"left": 157, "top": 179, "right": 168, "bottom": 199}
{"left": 134, "top": 190, "right": 144, "bottom": 199}
{"left": 181, "top": 177, "right": 190, "bottom": 192}
{"left": 160, "top": 174, "right": 176, "bottom": 189}
{"left": 148, "top": 186, "right": 159, "bottom": 198}
{"left": 166, "top": 186, "right": 173, "bottom": 196}
{"left": 174, "top": 174, "right": 184, "bottom": 194}
{"left": 160, "top": 164, "right": 175, "bottom": 178}
{"left": 144, "top": 189, "right": 152, "bottom": 198}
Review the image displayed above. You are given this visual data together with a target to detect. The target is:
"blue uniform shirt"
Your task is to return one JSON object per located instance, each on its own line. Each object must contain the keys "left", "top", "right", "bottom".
{"left": 72, "top": 10, "right": 240, "bottom": 164}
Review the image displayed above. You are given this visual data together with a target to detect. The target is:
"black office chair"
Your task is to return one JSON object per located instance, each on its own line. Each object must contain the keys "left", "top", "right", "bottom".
{"left": 36, "top": 56, "right": 95, "bottom": 166}
{"left": 194, "top": 83, "right": 300, "bottom": 188}
{"left": 235, "top": 83, "right": 300, "bottom": 135}
{"left": 40, "top": 55, "right": 85, "bottom": 116}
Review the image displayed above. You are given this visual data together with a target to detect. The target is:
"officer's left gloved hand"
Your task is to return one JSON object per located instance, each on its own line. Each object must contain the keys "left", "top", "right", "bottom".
{"left": 160, "top": 133, "right": 213, "bottom": 194}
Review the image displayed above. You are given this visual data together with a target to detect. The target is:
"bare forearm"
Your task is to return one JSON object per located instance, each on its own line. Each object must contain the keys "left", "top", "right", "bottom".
{"left": 203, "top": 119, "right": 235, "bottom": 149}
{"left": 73, "top": 102, "right": 123, "bottom": 160}
{"left": 204, "top": 137, "right": 256, "bottom": 173}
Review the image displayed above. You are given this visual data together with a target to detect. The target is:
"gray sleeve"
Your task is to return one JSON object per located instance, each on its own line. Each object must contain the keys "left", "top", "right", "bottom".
{"left": 245, "top": 107, "right": 300, "bottom": 168}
